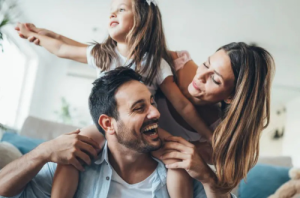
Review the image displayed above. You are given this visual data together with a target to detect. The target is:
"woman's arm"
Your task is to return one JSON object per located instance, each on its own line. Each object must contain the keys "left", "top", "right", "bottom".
{"left": 51, "top": 125, "right": 105, "bottom": 198}
{"left": 160, "top": 77, "right": 212, "bottom": 142}
{"left": 162, "top": 136, "right": 232, "bottom": 198}
{"left": 16, "top": 23, "right": 88, "bottom": 63}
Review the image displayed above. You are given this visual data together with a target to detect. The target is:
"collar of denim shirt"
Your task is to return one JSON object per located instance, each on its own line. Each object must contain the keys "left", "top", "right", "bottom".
{"left": 94, "top": 141, "right": 167, "bottom": 189}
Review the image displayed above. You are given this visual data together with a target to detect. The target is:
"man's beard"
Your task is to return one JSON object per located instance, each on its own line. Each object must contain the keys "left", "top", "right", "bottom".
{"left": 115, "top": 120, "right": 162, "bottom": 153}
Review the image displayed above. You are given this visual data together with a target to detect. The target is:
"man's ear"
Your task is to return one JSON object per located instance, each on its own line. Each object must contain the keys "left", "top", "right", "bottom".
{"left": 98, "top": 115, "right": 115, "bottom": 135}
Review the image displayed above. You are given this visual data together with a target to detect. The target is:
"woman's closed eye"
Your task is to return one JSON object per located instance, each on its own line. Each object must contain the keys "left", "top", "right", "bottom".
{"left": 203, "top": 63, "right": 221, "bottom": 85}
{"left": 211, "top": 75, "right": 221, "bottom": 85}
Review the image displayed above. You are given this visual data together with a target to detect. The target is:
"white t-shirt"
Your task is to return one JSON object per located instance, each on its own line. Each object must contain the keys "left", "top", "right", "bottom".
{"left": 86, "top": 45, "right": 173, "bottom": 95}
{"left": 107, "top": 167, "right": 156, "bottom": 198}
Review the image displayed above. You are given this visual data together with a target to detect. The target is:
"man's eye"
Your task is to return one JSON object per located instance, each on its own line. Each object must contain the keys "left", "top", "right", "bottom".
{"left": 134, "top": 106, "right": 144, "bottom": 112}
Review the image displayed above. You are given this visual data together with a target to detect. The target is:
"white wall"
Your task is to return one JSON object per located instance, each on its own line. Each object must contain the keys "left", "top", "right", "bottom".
{"left": 12, "top": 0, "right": 300, "bottom": 127}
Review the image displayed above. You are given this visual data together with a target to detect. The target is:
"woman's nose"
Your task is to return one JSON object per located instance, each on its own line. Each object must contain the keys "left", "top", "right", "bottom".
{"left": 197, "top": 71, "right": 208, "bottom": 83}
{"left": 197, "top": 69, "right": 213, "bottom": 84}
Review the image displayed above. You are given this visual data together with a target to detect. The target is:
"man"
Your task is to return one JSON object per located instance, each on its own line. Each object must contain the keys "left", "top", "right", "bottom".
{"left": 0, "top": 67, "right": 233, "bottom": 198}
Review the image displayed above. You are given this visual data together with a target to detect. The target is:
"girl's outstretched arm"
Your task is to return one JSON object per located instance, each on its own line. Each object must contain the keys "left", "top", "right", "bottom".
{"left": 160, "top": 77, "right": 213, "bottom": 142}
{"left": 16, "top": 23, "right": 88, "bottom": 63}
{"left": 15, "top": 23, "right": 87, "bottom": 47}
{"left": 51, "top": 125, "right": 105, "bottom": 198}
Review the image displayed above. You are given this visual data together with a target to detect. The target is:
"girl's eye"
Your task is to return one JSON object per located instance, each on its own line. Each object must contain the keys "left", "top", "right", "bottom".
{"left": 211, "top": 75, "right": 221, "bottom": 85}
{"left": 119, "top": 8, "right": 125, "bottom": 12}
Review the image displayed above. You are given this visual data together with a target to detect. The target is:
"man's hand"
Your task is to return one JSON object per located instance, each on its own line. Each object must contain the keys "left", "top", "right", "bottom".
{"left": 40, "top": 129, "right": 100, "bottom": 171}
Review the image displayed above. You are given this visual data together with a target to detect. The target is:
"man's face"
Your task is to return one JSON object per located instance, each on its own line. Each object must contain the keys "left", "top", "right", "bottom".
{"left": 113, "top": 80, "right": 162, "bottom": 153}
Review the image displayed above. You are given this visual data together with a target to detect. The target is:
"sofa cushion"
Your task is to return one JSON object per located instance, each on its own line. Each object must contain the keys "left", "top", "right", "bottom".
{"left": 20, "top": 116, "right": 78, "bottom": 141}
{"left": 0, "top": 142, "right": 23, "bottom": 169}
{"left": 1, "top": 132, "right": 45, "bottom": 154}
{"left": 238, "top": 163, "right": 291, "bottom": 198}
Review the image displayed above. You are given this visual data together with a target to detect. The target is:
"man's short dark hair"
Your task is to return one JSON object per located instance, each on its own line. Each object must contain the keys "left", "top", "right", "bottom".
{"left": 89, "top": 67, "right": 143, "bottom": 135}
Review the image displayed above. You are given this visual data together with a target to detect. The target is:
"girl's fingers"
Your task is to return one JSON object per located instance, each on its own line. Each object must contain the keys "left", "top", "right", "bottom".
{"left": 33, "top": 39, "right": 40, "bottom": 45}
{"left": 163, "top": 142, "right": 193, "bottom": 154}
{"left": 28, "top": 36, "right": 35, "bottom": 42}
{"left": 18, "top": 33, "right": 25, "bottom": 39}
{"left": 165, "top": 136, "right": 194, "bottom": 148}
{"left": 161, "top": 151, "right": 189, "bottom": 161}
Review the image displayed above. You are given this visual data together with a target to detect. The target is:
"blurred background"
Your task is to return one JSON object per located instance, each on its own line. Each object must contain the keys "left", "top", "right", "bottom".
{"left": 0, "top": 0, "right": 299, "bottom": 168}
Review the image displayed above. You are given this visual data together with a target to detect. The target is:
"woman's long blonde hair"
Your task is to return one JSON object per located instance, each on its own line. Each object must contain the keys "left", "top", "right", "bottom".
{"left": 90, "top": 0, "right": 174, "bottom": 85}
{"left": 213, "top": 42, "right": 275, "bottom": 192}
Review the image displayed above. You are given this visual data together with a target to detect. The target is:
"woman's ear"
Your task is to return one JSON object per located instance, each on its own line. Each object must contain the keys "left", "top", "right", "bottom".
{"left": 224, "top": 97, "right": 233, "bottom": 104}
{"left": 98, "top": 115, "right": 115, "bottom": 135}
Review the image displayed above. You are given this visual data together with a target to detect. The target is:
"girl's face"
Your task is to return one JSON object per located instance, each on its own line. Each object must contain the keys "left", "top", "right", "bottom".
{"left": 188, "top": 49, "right": 236, "bottom": 105}
{"left": 109, "top": 0, "right": 134, "bottom": 42}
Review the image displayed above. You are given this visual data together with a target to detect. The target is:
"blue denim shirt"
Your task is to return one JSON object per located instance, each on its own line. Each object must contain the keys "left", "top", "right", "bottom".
{"left": 1, "top": 142, "right": 236, "bottom": 198}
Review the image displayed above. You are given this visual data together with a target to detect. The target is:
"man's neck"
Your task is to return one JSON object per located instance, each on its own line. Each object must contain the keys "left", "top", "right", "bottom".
{"left": 107, "top": 142, "right": 157, "bottom": 184}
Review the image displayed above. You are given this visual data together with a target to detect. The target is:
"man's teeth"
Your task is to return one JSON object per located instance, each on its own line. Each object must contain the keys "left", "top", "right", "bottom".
{"left": 143, "top": 124, "right": 158, "bottom": 132}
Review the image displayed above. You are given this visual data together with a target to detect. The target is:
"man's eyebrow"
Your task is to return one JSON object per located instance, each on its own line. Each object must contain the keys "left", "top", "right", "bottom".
{"left": 131, "top": 99, "right": 145, "bottom": 109}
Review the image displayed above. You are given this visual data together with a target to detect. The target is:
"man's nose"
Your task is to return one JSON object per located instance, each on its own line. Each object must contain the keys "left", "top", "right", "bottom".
{"left": 147, "top": 105, "right": 160, "bottom": 120}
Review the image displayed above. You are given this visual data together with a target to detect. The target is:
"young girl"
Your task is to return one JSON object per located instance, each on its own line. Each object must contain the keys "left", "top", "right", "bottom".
{"left": 16, "top": 0, "right": 213, "bottom": 197}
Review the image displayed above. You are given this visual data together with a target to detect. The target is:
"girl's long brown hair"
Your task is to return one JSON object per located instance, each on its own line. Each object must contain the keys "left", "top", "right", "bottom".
{"left": 90, "top": 0, "right": 174, "bottom": 85}
{"left": 212, "top": 42, "right": 275, "bottom": 192}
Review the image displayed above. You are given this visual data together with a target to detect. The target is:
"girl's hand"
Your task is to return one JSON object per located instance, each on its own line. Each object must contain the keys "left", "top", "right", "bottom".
{"left": 15, "top": 23, "right": 32, "bottom": 39}
{"left": 15, "top": 23, "right": 57, "bottom": 45}
{"left": 161, "top": 136, "right": 214, "bottom": 184}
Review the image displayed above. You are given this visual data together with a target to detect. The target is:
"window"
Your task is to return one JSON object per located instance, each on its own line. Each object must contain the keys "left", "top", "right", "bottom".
{"left": 0, "top": 35, "right": 31, "bottom": 128}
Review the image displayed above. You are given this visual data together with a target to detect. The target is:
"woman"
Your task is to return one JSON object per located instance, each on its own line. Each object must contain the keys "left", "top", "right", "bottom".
{"left": 158, "top": 42, "right": 274, "bottom": 192}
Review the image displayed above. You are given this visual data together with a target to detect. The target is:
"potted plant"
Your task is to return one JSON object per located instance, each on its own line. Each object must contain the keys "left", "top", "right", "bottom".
{"left": 0, "top": 0, "right": 18, "bottom": 51}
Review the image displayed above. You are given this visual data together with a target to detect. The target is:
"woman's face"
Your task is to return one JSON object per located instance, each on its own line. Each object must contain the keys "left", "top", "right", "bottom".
{"left": 188, "top": 49, "right": 236, "bottom": 105}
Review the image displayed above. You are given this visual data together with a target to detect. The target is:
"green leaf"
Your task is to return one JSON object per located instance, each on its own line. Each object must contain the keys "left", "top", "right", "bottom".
{"left": 0, "top": 18, "right": 10, "bottom": 28}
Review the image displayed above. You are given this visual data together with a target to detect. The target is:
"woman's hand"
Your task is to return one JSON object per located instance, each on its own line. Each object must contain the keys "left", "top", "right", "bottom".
{"left": 40, "top": 129, "right": 100, "bottom": 171}
{"left": 161, "top": 136, "right": 214, "bottom": 184}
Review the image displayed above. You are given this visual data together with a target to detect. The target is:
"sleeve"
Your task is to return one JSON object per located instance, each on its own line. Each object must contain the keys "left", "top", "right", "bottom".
{"left": 174, "top": 50, "right": 192, "bottom": 71}
{"left": 3, "top": 163, "right": 57, "bottom": 198}
{"left": 86, "top": 45, "right": 97, "bottom": 69}
{"left": 156, "top": 59, "right": 173, "bottom": 85}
